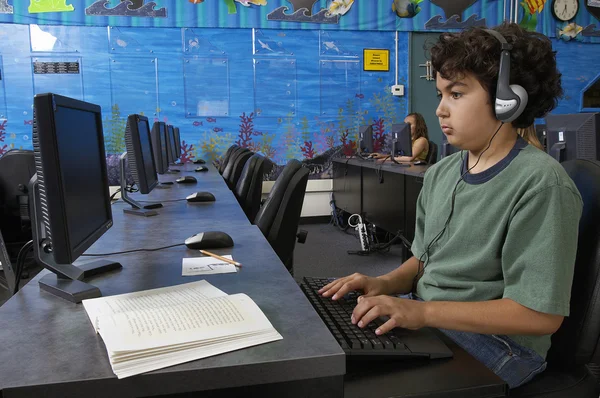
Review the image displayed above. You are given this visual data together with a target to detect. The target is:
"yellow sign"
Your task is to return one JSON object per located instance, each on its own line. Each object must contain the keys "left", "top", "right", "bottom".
{"left": 363, "top": 49, "right": 390, "bottom": 72}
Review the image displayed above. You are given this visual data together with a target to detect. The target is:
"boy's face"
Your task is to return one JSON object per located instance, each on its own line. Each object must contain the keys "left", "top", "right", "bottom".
{"left": 435, "top": 72, "right": 497, "bottom": 151}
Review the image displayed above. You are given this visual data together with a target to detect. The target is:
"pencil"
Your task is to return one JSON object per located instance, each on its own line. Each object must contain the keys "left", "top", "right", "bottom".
{"left": 199, "top": 250, "right": 242, "bottom": 267}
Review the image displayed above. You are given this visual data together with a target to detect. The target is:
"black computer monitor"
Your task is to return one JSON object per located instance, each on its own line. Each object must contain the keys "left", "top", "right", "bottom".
{"left": 359, "top": 125, "right": 374, "bottom": 153}
{"left": 121, "top": 114, "right": 162, "bottom": 216}
{"left": 0, "top": 150, "right": 35, "bottom": 261}
{"left": 440, "top": 135, "right": 460, "bottom": 159}
{"left": 173, "top": 127, "right": 182, "bottom": 160}
{"left": 391, "top": 123, "right": 412, "bottom": 157}
{"left": 150, "top": 121, "right": 169, "bottom": 174}
{"left": 546, "top": 113, "right": 600, "bottom": 163}
{"left": 166, "top": 124, "right": 178, "bottom": 164}
{"left": 30, "top": 93, "right": 121, "bottom": 303}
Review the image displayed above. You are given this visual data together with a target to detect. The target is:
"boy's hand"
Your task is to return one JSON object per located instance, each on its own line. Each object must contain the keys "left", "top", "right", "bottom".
{"left": 352, "top": 295, "right": 427, "bottom": 334}
{"left": 318, "top": 273, "right": 390, "bottom": 300}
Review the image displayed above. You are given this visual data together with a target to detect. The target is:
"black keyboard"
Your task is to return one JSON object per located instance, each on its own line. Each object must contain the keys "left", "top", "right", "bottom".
{"left": 300, "top": 277, "right": 454, "bottom": 361}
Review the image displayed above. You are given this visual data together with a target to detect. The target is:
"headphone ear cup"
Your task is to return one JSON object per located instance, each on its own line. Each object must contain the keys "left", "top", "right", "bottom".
{"left": 507, "top": 84, "right": 528, "bottom": 123}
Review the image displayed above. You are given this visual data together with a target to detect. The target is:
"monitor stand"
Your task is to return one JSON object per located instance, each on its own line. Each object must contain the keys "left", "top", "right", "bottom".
{"left": 29, "top": 175, "right": 122, "bottom": 303}
{"left": 550, "top": 142, "right": 566, "bottom": 163}
{"left": 120, "top": 153, "right": 161, "bottom": 216}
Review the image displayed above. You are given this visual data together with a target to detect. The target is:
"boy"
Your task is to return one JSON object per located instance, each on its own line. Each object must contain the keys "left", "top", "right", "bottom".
{"left": 319, "top": 23, "right": 583, "bottom": 389}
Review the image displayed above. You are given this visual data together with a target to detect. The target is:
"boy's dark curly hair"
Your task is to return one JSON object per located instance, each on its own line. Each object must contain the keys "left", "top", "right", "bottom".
{"left": 429, "top": 23, "right": 562, "bottom": 128}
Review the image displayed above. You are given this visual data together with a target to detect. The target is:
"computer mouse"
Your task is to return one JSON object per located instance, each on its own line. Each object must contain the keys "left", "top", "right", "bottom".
{"left": 176, "top": 176, "right": 197, "bottom": 184}
{"left": 195, "top": 166, "right": 209, "bottom": 172}
{"left": 193, "top": 159, "right": 206, "bottom": 164}
{"left": 185, "top": 231, "right": 234, "bottom": 250}
{"left": 186, "top": 192, "right": 216, "bottom": 202}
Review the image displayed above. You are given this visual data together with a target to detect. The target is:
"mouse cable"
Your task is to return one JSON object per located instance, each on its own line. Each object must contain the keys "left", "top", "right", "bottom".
{"left": 137, "top": 199, "right": 187, "bottom": 203}
{"left": 81, "top": 243, "right": 185, "bottom": 257}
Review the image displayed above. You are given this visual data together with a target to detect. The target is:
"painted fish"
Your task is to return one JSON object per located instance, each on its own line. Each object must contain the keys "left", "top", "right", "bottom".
{"left": 24, "top": 120, "right": 33, "bottom": 125}
{"left": 355, "top": 93, "right": 364, "bottom": 99}
{"left": 524, "top": 0, "right": 546, "bottom": 14}
{"left": 213, "top": 127, "right": 223, "bottom": 132}
{"left": 327, "top": 0, "right": 354, "bottom": 16}
{"left": 235, "top": 0, "right": 267, "bottom": 6}
{"left": 188, "top": 0, "right": 205, "bottom": 3}
{"left": 558, "top": 23, "right": 584, "bottom": 40}
{"left": 193, "top": 121, "right": 203, "bottom": 127}
{"left": 206, "top": 117, "right": 217, "bottom": 123}
{"left": 392, "top": 0, "right": 422, "bottom": 18}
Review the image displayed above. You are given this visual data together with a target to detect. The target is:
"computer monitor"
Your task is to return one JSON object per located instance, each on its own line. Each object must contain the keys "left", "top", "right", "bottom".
{"left": 173, "top": 127, "right": 182, "bottom": 160}
{"left": 358, "top": 125, "right": 374, "bottom": 153}
{"left": 391, "top": 123, "right": 412, "bottom": 157}
{"left": 0, "top": 150, "right": 35, "bottom": 261}
{"left": 440, "top": 135, "right": 460, "bottom": 159}
{"left": 546, "top": 113, "right": 600, "bottom": 163}
{"left": 150, "top": 121, "right": 169, "bottom": 174}
{"left": 30, "top": 93, "right": 121, "bottom": 303}
{"left": 166, "top": 124, "right": 178, "bottom": 164}
{"left": 121, "top": 114, "right": 162, "bottom": 216}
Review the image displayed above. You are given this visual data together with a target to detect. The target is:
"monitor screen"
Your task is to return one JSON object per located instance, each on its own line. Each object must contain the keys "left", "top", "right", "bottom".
{"left": 54, "top": 106, "right": 112, "bottom": 256}
{"left": 167, "top": 124, "right": 178, "bottom": 162}
{"left": 138, "top": 120, "right": 158, "bottom": 189}
{"left": 359, "top": 125, "right": 374, "bottom": 153}
{"left": 173, "top": 127, "right": 181, "bottom": 158}
{"left": 391, "top": 123, "right": 412, "bottom": 157}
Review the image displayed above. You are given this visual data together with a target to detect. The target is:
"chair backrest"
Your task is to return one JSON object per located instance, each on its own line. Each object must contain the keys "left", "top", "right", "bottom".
{"left": 266, "top": 166, "right": 309, "bottom": 272}
{"left": 222, "top": 147, "right": 249, "bottom": 183}
{"left": 226, "top": 150, "right": 253, "bottom": 190}
{"left": 254, "top": 159, "right": 302, "bottom": 238}
{"left": 546, "top": 159, "right": 600, "bottom": 369}
{"left": 218, "top": 145, "right": 238, "bottom": 175}
{"left": 234, "top": 153, "right": 266, "bottom": 221}
{"left": 426, "top": 141, "right": 438, "bottom": 165}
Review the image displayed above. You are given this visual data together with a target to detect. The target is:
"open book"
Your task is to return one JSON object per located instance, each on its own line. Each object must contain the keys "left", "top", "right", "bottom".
{"left": 82, "top": 281, "right": 283, "bottom": 379}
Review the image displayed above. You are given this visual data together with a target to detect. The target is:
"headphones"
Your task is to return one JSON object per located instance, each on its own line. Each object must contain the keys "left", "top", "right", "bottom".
{"left": 483, "top": 29, "right": 528, "bottom": 124}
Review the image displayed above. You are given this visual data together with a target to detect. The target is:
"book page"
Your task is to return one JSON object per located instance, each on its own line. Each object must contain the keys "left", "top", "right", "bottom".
{"left": 98, "top": 293, "right": 276, "bottom": 352}
{"left": 82, "top": 280, "right": 227, "bottom": 332}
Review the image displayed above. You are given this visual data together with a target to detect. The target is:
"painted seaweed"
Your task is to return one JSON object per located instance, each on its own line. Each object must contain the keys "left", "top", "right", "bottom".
{"left": 180, "top": 140, "right": 195, "bottom": 163}
{"left": 0, "top": 119, "right": 7, "bottom": 156}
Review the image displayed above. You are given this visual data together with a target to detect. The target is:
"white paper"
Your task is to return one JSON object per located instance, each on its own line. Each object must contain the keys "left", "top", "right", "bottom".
{"left": 182, "top": 256, "right": 237, "bottom": 276}
{"left": 82, "top": 280, "right": 227, "bottom": 333}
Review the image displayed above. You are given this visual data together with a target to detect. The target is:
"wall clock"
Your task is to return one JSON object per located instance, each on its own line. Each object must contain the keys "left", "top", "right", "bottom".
{"left": 552, "top": 0, "right": 579, "bottom": 21}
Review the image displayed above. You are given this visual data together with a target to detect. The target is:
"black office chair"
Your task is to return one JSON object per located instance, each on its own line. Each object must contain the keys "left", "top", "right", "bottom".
{"left": 254, "top": 160, "right": 309, "bottom": 273}
{"left": 225, "top": 150, "right": 253, "bottom": 190}
{"left": 222, "top": 147, "right": 249, "bottom": 186}
{"left": 426, "top": 141, "right": 438, "bottom": 165}
{"left": 235, "top": 153, "right": 267, "bottom": 222}
{"left": 511, "top": 159, "right": 600, "bottom": 398}
{"left": 218, "top": 144, "right": 239, "bottom": 175}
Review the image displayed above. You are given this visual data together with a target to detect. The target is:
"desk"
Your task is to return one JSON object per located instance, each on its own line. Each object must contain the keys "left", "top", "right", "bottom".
{"left": 0, "top": 164, "right": 345, "bottom": 398}
{"left": 333, "top": 158, "right": 427, "bottom": 242}
{"left": 0, "top": 163, "right": 507, "bottom": 398}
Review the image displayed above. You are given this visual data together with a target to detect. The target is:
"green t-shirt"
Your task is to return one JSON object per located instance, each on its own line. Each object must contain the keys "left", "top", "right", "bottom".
{"left": 410, "top": 138, "right": 583, "bottom": 359}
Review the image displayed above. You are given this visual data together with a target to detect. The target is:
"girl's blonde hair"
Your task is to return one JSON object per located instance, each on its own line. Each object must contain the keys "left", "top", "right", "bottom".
{"left": 517, "top": 125, "right": 544, "bottom": 151}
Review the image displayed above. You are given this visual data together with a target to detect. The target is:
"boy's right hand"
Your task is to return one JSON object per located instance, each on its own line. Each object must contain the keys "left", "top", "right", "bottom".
{"left": 318, "top": 273, "right": 390, "bottom": 300}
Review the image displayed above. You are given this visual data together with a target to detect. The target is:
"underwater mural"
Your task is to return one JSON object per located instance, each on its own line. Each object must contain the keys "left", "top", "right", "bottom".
{"left": 28, "top": 0, "right": 74, "bottom": 14}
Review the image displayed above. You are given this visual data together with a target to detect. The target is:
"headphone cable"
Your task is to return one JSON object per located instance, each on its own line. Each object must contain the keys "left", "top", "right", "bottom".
{"left": 412, "top": 122, "right": 505, "bottom": 291}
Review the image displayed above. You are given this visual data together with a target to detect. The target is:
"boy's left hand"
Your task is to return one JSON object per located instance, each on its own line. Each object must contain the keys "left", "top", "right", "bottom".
{"left": 352, "top": 295, "right": 427, "bottom": 334}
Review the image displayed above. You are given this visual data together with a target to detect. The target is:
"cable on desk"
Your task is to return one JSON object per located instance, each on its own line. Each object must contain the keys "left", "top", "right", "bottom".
{"left": 13, "top": 240, "right": 34, "bottom": 295}
{"left": 137, "top": 199, "right": 187, "bottom": 203}
{"left": 81, "top": 243, "right": 185, "bottom": 257}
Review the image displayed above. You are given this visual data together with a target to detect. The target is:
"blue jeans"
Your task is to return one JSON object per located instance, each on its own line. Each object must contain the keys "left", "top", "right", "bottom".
{"left": 408, "top": 295, "right": 547, "bottom": 389}
{"left": 439, "top": 328, "right": 547, "bottom": 389}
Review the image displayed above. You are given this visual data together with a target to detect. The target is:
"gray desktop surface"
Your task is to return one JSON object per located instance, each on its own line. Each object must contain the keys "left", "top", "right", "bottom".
{"left": 0, "top": 165, "right": 345, "bottom": 398}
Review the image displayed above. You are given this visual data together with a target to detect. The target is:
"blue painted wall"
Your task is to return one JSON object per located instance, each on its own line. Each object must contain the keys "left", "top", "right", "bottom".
{"left": 0, "top": 23, "right": 409, "bottom": 176}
